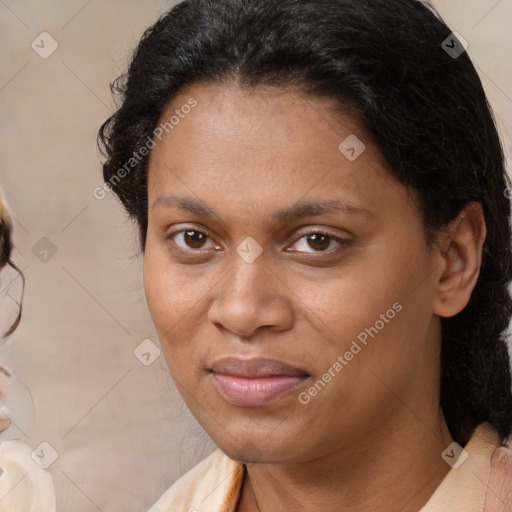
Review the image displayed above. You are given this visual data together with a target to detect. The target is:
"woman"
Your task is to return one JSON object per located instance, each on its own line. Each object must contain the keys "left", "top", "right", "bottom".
{"left": 0, "top": 190, "right": 56, "bottom": 511}
{"left": 98, "top": 0, "right": 512, "bottom": 510}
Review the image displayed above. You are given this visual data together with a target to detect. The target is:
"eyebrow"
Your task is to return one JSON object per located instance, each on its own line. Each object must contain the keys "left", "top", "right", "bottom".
{"left": 151, "top": 195, "right": 371, "bottom": 223}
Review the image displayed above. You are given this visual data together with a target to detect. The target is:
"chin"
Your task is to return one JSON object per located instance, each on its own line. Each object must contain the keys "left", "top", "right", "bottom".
{"left": 211, "top": 428, "right": 296, "bottom": 465}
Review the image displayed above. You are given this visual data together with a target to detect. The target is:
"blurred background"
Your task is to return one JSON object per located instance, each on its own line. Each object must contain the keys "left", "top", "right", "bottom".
{"left": 0, "top": 0, "right": 511, "bottom": 510}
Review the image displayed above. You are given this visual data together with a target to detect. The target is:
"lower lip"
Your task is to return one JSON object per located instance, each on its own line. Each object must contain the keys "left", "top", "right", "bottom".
{"left": 211, "top": 373, "right": 308, "bottom": 407}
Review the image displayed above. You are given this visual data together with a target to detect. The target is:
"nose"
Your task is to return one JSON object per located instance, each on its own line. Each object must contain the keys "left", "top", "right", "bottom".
{"left": 207, "top": 251, "right": 294, "bottom": 339}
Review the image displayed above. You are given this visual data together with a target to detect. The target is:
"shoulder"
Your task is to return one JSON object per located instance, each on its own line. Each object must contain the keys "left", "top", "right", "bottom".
{"left": 147, "top": 448, "right": 244, "bottom": 512}
{"left": 0, "top": 439, "right": 56, "bottom": 511}
{"left": 484, "top": 442, "right": 512, "bottom": 512}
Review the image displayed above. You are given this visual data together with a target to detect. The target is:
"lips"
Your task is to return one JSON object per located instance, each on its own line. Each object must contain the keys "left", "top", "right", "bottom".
{"left": 210, "top": 357, "right": 310, "bottom": 407}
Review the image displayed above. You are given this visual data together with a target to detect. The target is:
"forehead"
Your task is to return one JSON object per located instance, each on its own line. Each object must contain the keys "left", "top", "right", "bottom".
{"left": 149, "top": 83, "right": 384, "bottom": 173}
{"left": 146, "top": 82, "right": 417, "bottom": 225}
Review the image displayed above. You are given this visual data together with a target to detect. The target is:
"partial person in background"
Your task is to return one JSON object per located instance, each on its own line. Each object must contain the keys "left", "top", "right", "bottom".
{"left": 0, "top": 190, "right": 56, "bottom": 511}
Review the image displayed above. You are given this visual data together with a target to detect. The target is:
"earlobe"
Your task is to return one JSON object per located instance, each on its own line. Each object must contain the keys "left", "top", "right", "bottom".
{"left": 433, "top": 202, "right": 486, "bottom": 318}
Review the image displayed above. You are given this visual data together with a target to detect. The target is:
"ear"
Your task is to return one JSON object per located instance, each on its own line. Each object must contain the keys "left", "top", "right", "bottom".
{"left": 433, "top": 202, "right": 486, "bottom": 318}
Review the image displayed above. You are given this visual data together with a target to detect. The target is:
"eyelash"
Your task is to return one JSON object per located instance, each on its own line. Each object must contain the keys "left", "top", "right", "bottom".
{"left": 165, "top": 227, "right": 348, "bottom": 255}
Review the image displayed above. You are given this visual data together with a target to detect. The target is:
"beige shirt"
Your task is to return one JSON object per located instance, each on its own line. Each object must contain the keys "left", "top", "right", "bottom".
{"left": 148, "top": 423, "right": 508, "bottom": 512}
{"left": 0, "top": 440, "right": 56, "bottom": 512}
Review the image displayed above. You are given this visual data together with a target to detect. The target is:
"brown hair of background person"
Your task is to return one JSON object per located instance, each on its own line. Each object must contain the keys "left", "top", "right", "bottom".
{"left": 0, "top": 191, "right": 24, "bottom": 337}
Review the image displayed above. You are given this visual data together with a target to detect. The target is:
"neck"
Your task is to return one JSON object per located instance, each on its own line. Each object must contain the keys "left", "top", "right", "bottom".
{"left": 237, "top": 409, "right": 454, "bottom": 512}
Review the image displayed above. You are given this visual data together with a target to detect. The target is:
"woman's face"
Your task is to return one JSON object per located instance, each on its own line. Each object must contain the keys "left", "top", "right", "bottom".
{"left": 144, "top": 83, "right": 443, "bottom": 463}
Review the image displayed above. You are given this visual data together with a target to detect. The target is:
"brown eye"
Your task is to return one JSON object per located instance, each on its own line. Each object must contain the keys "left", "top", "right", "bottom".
{"left": 306, "top": 233, "right": 331, "bottom": 251}
{"left": 183, "top": 230, "right": 207, "bottom": 249}
{"left": 169, "top": 229, "right": 217, "bottom": 252}
{"left": 288, "top": 231, "right": 346, "bottom": 254}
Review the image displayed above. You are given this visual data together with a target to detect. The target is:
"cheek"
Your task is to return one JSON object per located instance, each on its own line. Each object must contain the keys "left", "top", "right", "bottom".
{"left": 305, "top": 238, "right": 435, "bottom": 373}
{"left": 142, "top": 240, "right": 224, "bottom": 385}
{"left": 143, "top": 247, "right": 174, "bottom": 330}
{"left": 297, "top": 262, "right": 403, "bottom": 347}
{"left": 143, "top": 240, "right": 200, "bottom": 328}
{"left": 143, "top": 243, "right": 200, "bottom": 361}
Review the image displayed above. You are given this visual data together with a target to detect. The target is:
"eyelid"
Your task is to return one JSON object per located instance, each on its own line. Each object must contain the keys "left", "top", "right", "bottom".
{"left": 166, "top": 225, "right": 221, "bottom": 252}
{"left": 286, "top": 228, "right": 350, "bottom": 254}
{"left": 292, "top": 227, "right": 350, "bottom": 240}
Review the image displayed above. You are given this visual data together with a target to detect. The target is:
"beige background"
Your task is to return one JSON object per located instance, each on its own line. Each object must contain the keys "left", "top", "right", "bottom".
{"left": 0, "top": 1, "right": 511, "bottom": 511}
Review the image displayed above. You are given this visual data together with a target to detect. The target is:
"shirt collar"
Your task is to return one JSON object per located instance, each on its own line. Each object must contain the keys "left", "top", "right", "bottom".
{"left": 148, "top": 422, "right": 501, "bottom": 512}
